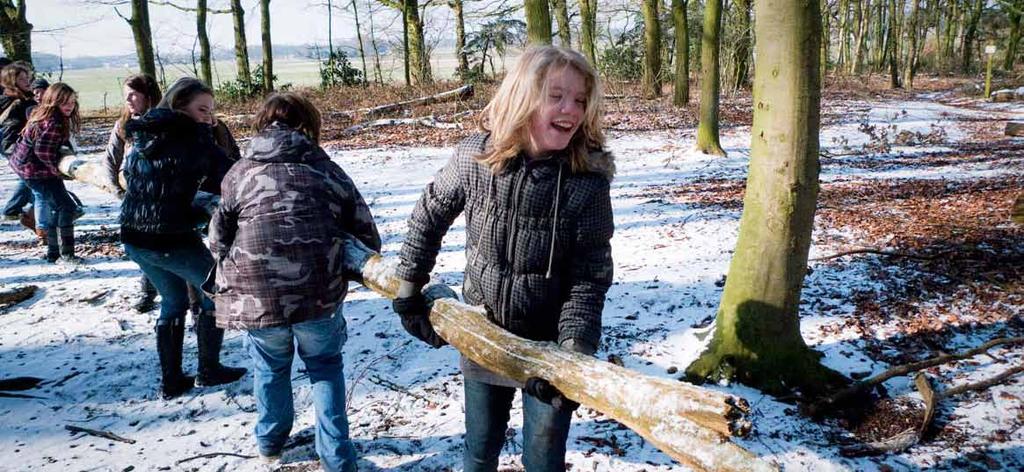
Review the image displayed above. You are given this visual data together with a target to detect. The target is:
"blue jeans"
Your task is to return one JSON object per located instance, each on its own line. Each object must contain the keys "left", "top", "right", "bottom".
{"left": 124, "top": 240, "right": 215, "bottom": 322}
{"left": 463, "top": 378, "right": 573, "bottom": 472}
{"left": 2, "top": 178, "right": 32, "bottom": 218}
{"left": 246, "top": 311, "right": 357, "bottom": 472}
{"left": 24, "top": 178, "right": 74, "bottom": 229}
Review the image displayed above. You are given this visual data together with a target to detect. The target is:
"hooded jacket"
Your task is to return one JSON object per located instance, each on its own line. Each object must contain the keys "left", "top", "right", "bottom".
{"left": 396, "top": 132, "right": 615, "bottom": 352}
{"left": 118, "top": 107, "right": 228, "bottom": 249}
{"left": 209, "top": 122, "right": 381, "bottom": 329}
{"left": 0, "top": 94, "right": 37, "bottom": 153}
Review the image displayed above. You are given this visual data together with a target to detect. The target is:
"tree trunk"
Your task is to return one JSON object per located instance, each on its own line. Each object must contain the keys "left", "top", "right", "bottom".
{"left": 525, "top": 0, "right": 553, "bottom": 45}
{"left": 127, "top": 0, "right": 156, "bottom": 78}
{"left": 450, "top": 0, "right": 469, "bottom": 78}
{"left": 197, "top": 0, "right": 213, "bottom": 86}
{"left": 673, "top": 0, "right": 690, "bottom": 106}
{"left": 686, "top": 0, "right": 848, "bottom": 397}
{"left": 903, "top": 0, "right": 920, "bottom": 89}
{"left": 820, "top": 0, "right": 830, "bottom": 80}
{"left": 1004, "top": 1, "right": 1022, "bottom": 71}
{"left": 402, "top": 2, "right": 410, "bottom": 86}
{"left": 961, "top": 0, "right": 983, "bottom": 73}
{"left": 696, "top": 0, "right": 726, "bottom": 156}
{"left": 552, "top": 0, "right": 572, "bottom": 47}
{"left": 875, "top": 0, "right": 887, "bottom": 69}
{"left": 351, "top": 0, "right": 369, "bottom": 85}
{"left": 578, "top": 0, "right": 598, "bottom": 64}
{"left": 405, "top": 0, "right": 432, "bottom": 84}
{"left": 260, "top": 0, "right": 273, "bottom": 93}
{"left": 850, "top": 0, "right": 867, "bottom": 74}
{"left": 887, "top": 0, "right": 901, "bottom": 88}
{"left": 368, "top": 0, "right": 384, "bottom": 84}
{"left": 230, "top": 0, "right": 252, "bottom": 91}
{"left": 731, "top": 0, "right": 752, "bottom": 90}
{"left": 642, "top": 0, "right": 662, "bottom": 98}
{"left": 0, "top": 0, "right": 32, "bottom": 64}
{"left": 837, "top": 0, "right": 850, "bottom": 68}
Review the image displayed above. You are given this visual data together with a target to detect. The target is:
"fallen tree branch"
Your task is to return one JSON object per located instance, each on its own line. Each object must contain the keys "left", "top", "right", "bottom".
{"left": 330, "top": 84, "right": 475, "bottom": 121}
{"left": 342, "top": 115, "right": 462, "bottom": 135}
{"left": 176, "top": 452, "right": 256, "bottom": 464}
{"left": 0, "top": 392, "right": 45, "bottom": 399}
{"left": 939, "top": 365, "right": 1024, "bottom": 399}
{"left": 50, "top": 371, "right": 83, "bottom": 388}
{"left": 0, "top": 285, "right": 38, "bottom": 312}
{"left": 811, "top": 247, "right": 949, "bottom": 262}
{"left": 65, "top": 425, "right": 136, "bottom": 444}
{"left": 367, "top": 375, "right": 432, "bottom": 403}
{"left": 810, "top": 336, "right": 1024, "bottom": 415}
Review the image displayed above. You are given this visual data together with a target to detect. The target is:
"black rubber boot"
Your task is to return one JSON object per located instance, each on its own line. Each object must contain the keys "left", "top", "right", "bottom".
{"left": 155, "top": 318, "right": 195, "bottom": 399}
{"left": 134, "top": 276, "right": 158, "bottom": 313}
{"left": 195, "top": 312, "right": 246, "bottom": 387}
{"left": 43, "top": 227, "right": 59, "bottom": 263}
{"left": 58, "top": 226, "right": 82, "bottom": 264}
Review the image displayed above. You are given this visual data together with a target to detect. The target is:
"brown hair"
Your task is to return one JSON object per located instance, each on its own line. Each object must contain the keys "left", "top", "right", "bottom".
{"left": 24, "top": 83, "right": 80, "bottom": 140}
{"left": 117, "top": 74, "right": 162, "bottom": 139}
{"left": 254, "top": 93, "right": 322, "bottom": 145}
{"left": 1, "top": 62, "right": 32, "bottom": 100}
{"left": 158, "top": 77, "right": 214, "bottom": 112}
{"left": 477, "top": 45, "right": 605, "bottom": 175}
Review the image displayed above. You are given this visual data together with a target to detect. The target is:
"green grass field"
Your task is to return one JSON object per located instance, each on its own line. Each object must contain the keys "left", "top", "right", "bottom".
{"left": 50, "top": 51, "right": 476, "bottom": 112}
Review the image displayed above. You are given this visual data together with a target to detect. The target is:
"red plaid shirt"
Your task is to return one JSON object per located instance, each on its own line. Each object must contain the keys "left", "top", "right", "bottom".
{"left": 8, "top": 117, "right": 66, "bottom": 180}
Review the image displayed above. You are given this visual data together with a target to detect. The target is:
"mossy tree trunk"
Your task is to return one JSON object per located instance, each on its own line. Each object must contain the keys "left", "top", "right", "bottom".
{"left": 686, "top": 0, "right": 848, "bottom": 398}
{"left": 1006, "top": 1, "right": 1023, "bottom": 71}
{"left": 731, "top": 0, "right": 752, "bottom": 90}
{"left": 820, "top": 0, "right": 829, "bottom": 80}
{"left": 405, "top": 0, "right": 432, "bottom": 84}
{"left": 197, "top": 0, "right": 213, "bottom": 86}
{"left": 642, "top": 0, "right": 662, "bottom": 98}
{"left": 578, "top": 0, "right": 598, "bottom": 64}
{"left": 902, "top": 0, "right": 919, "bottom": 90}
{"left": 0, "top": 0, "right": 31, "bottom": 64}
{"left": 450, "top": 0, "right": 469, "bottom": 78}
{"left": 961, "top": 0, "right": 983, "bottom": 73}
{"left": 127, "top": 0, "right": 156, "bottom": 78}
{"left": 672, "top": 0, "right": 690, "bottom": 106}
{"left": 260, "top": 0, "right": 273, "bottom": 93}
{"left": 552, "top": 0, "right": 572, "bottom": 47}
{"left": 886, "top": 0, "right": 901, "bottom": 88}
{"left": 696, "top": 0, "right": 726, "bottom": 156}
{"left": 526, "top": 0, "right": 553, "bottom": 45}
{"left": 230, "top": 0, "right": 252, "bottom": 91}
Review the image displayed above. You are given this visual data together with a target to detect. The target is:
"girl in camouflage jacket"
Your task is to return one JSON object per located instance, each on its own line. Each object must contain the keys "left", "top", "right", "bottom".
{"left": 208, "top": 93, "right": 379, "bottom": 470}
{"left": 394, "top": 45, "right": 615, "bottom": 472}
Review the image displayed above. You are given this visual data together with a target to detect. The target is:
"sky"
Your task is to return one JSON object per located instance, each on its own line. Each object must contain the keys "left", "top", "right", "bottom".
{"left": 32, "top": 0, "right": 389, "bottom": 58}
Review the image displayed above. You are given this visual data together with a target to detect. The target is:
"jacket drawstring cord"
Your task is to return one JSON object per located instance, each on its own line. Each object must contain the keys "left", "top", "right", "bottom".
{"left": 546, "top": 163, "right": 563, "bottom": 279}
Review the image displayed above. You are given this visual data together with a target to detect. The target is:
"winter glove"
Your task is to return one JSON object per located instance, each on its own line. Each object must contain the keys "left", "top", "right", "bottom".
{"left": 392, "top": 293, "right": 447, "bottom": 348}
{"left": 524, "top": 377, "right": 579, "bottom": 412}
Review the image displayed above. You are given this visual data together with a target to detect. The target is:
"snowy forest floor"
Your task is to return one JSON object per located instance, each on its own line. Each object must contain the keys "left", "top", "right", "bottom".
{"left": 1, "top": 78, "right": 1022, "bottom": 471}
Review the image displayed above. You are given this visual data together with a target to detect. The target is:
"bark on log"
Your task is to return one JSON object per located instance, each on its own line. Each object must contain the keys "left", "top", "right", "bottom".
{"left": 344, "top": 237, "right": 776, "bottom": 471}
{"left": 1013, "top": 194, "right": 1024, "bottom": 224}
{"left": 329, "top": 84, "right": 474, "bottom": 121}
{"left": 992, "top": 89, "right": 1016, "bottom": 102}
{"left": 58, "top": 155, "right": 121, "bottom": 195}
{"left": 1005, "top": 121, "right": 1024, "bottom": 137}
{"left": 342, "top": 115, "right": 461, "bottom": 135}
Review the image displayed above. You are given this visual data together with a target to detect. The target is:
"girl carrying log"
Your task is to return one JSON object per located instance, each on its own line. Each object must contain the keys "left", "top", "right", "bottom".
{"left": 119, "top": 77, "right": 245, "bottom": 399}
{"left": 207, "top": 92, "right": 380, "bottom": 470}
{"left": 393, "top": 45, "right": 615, "bottom": 472}
{"left": 7, "top": 83, "right": 82, "bottom": 263}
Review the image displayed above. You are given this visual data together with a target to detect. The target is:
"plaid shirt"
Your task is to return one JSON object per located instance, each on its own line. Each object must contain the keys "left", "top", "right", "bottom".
{"left": 8, "top": 116, "right": 66, "bottom": 180}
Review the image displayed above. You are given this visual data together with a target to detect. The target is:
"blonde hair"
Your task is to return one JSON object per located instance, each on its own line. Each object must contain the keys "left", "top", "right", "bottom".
{"left": 477, "top": 45, "right": 605, "bottom": 174}
{"left": 1, "top": 62, "right": 32, "bottom": 100}
{"left": 25, "top": 83, "right": 80, "bottom": 140}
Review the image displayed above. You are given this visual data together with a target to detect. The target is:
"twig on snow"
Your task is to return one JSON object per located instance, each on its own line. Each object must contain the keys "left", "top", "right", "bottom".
{"left": 175, "top": 452, "right": 256, "bottom": 464}
{"left": 65, "top": 425, "right": 136, "bottom": 444}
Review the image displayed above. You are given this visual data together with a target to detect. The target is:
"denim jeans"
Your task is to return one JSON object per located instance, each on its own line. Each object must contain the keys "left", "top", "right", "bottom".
{"left": 245, "top": 311, "right": 357, "bottom": 472}
{"left": 23, "top": 178, "right": 74, "bottom": 229}
{"left": 124, "top": 240, "right": 215, "bottom": 322}
{"left": 463, "top": 378, "right": 573, "bottom": 472}
{"left": 2, "top": 178, "right": 32, "bottom": 218}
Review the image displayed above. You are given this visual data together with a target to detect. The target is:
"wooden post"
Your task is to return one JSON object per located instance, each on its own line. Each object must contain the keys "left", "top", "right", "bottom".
{"left": 985, "top": 44, "right": 997, "bottom": 98}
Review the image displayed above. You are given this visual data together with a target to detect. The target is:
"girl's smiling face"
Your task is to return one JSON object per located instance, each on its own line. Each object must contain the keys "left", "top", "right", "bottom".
{"left": 124, "top": 84, "right": 148, "bottom": 115}
{"left": 526, "top": 66, "right": 587, "bottom": 158}
{"left": 59, "top": 96, "right": 77, "bottom": 117}
{"left": 182, "top": 93, "right": 215, "bottom": 125}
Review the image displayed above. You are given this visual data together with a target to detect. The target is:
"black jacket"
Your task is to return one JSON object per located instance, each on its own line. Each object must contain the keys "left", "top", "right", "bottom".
{"left": 119, "top": 108, "right": 228, "bottom": 249}
{"left": 397, "top": 133, "right": 615, "bottom": 350}
{"left": 0, "top": 95, "right": 37, "bottom": 153}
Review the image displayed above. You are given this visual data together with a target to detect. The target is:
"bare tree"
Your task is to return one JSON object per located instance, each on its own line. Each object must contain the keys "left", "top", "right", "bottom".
{"left": 552, "top": 0, "right": 571, "bottom": 47}
{"left": 230, "top": 0, "right": 253, "bottom": 91}
{"left": 672, "top": 0, "right": 689, "bottom": 106}
{"left": 261, "top": 0, "right": 273, "bottom": 92}
{"left": 0, "top": 0, "right": 32, "bottom": 64}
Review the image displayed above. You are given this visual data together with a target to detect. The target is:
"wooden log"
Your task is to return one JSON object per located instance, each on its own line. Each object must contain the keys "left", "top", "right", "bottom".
{"left": 345, "top": 237, "right": 776, "bottom": 471}
{"left": 57, "top": 155, "right": 121, "bottom": 195}
{"left": 341, "top": 115, "right": 462, "bottom": 135}
{"left": 330, "top": 84, "right": 475, "bottom": 121}
{"left": 1005, "top": 121, "right": 1024, "bottom": 137}
{"left": 992, "top": 89, "right": 1016, "bottom": 102}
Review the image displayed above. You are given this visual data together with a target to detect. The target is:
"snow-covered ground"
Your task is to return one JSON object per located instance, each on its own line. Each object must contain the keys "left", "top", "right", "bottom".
{"left": 1, "top": 96, "right": 1021, "bottom": 471}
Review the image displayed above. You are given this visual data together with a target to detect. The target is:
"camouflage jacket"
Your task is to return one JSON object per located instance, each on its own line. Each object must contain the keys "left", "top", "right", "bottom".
{"left": 209, "top": 123, "right": 381, "bottom": 329}
{"left": 396, "top": 132, "right": 615, "bottom": 351}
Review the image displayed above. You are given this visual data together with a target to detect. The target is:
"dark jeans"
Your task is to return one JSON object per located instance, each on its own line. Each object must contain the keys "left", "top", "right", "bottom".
{"left": 24, "top": 178, "right": 74, "bottom": 229}
{"left": 463, "top": 378, "right": 573, "bottom": 472}
{"left": 124, "top": 240, "right": 215, "bottom": 322}
{"left": 2, "top": 178, "right": 33, "bottom": 218}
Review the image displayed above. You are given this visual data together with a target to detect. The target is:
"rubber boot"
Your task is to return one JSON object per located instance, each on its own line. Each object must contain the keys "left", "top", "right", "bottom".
{"left": 58, "top": 226, "right": 82, "bottom": 264}
{"left": 134, "top": 276, "right": 158, "bottom": 313}
{"left": 43, "top": 227, "right": 59, "bottom": 263}
{"left": 155, "top": 317, "right": 195, "bottom": 399}
{"left": 195, "top": 312, "right": 246, "bottom": 387}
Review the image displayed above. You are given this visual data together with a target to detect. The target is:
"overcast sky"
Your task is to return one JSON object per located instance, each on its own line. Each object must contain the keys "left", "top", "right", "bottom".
{"left": 33, "top": 0, "right": 393, "bottom": 58}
